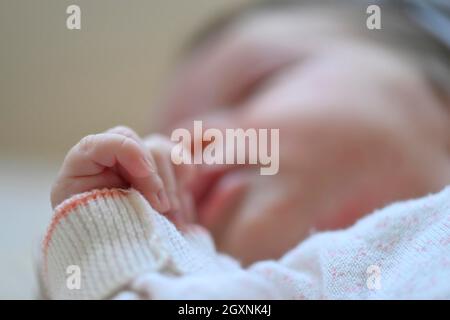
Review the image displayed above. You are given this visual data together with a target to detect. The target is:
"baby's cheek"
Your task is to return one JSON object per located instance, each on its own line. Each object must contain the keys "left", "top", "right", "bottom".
{"left": 216, "top": 185, "right": 311, "bottom": 265}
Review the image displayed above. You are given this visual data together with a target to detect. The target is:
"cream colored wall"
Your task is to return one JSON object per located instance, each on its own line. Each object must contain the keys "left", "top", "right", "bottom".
{"left": 0, "top": 0, "right": 250, "bottom": 299}
{"left": 0, "top": 0, "right": 249, "bottom": 158}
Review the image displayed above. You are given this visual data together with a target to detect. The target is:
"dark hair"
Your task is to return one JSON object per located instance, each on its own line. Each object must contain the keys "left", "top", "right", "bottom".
{"left": 185, "top": 0, "right": 450, "bottom": 97}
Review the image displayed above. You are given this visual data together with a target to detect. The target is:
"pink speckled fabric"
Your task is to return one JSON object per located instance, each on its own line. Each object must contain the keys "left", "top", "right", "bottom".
{"left": 42, "top": 186, "right": 450, "bottom": 299}
{"left": 116, "top": 186, "right": 450, "bottom": 299}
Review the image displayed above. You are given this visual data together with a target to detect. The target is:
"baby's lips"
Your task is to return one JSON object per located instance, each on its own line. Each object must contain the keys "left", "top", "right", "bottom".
{"left": 190, "top": 165, "right": 229, "bottom": 205}
{"left": 197, "top": 170, "right": 250, "bottom": 229}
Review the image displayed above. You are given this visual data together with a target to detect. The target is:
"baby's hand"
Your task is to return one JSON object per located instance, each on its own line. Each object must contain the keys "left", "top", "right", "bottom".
{"left": 51, "top": 126, "right": 195, "bottom": 225}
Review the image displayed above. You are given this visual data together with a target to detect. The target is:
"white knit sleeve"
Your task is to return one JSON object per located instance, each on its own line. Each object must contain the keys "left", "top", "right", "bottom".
{"left": 41, "top": 188, "right": 180, "bottom": 299}
{"left": 41, "top": 188, "right": 243, "bottom": 299}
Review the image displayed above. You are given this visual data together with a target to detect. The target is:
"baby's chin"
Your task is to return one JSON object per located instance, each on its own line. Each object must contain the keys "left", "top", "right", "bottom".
{"left": 210, "top": 204, "right": 312, "bottom": 264}
{"left": 211, "top": 185, "right": 392, "bottom": 264}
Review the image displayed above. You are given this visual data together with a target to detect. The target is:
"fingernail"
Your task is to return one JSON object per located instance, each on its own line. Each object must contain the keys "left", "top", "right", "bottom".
{"left": 157, "top": 189, "right": 170, "bottom": 212}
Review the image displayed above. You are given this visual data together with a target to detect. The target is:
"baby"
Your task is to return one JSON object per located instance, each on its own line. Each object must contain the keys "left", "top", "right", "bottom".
{"left": 42, "top": 0, "right": 450, "bottom": 299}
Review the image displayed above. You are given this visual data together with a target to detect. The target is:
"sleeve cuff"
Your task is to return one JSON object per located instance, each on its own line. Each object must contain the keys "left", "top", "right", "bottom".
{"left": 41, "top": 188, "right": 171, "bottom": 299}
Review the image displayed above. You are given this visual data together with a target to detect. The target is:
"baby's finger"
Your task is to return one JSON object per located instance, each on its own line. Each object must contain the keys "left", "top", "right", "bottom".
{"left": 62, "top": 134, "right": 170, "bottom": 213}
{"left": 106, "top": 126, "right": 142, "bottom": 145}
{"left": 104, "top": 127, "right": 170, "bottom": 212}
{"left": 145, "top": 136, "right": 182, "bottom": 216}
{"left": 105, "top": 126, "right": 158, "bottom": 173}
{"left": 62, "top": 133, "right": 154, "bottom": 178}
{"left": 115, "top": 164, "right": 170, "bottom": 213}
{"left": 51, "top": 168, "right": 127, "bottom": 209}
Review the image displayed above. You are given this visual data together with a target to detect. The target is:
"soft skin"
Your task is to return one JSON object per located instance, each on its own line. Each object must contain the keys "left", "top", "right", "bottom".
{"left": 51, "top": 126, "right": 197, "bottom": 227}
{"left": 159, "top": 8, "right": 450, "bottom": 264}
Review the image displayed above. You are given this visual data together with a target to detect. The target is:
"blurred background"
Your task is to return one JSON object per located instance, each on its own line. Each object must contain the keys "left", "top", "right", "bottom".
{"left": 0, "top": 0, "right": 249, "bottom": 299}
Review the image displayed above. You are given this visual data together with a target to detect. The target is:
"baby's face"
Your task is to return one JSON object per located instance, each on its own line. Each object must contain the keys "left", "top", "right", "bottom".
{"left": 160, "top": 9, "right": 450, "bottom": 264}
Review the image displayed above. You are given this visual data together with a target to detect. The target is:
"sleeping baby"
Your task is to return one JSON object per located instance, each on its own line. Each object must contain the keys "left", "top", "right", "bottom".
{"left": 40, "top": 0, "right": 450, "bottom": 299}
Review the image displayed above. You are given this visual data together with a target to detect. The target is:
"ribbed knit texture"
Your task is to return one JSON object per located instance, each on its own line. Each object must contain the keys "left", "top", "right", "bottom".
{"left": 41, "top": 189, "right": 168, "bottom": 299}
{"left": 41, "top": 186, "right": 450, "bottom": 299}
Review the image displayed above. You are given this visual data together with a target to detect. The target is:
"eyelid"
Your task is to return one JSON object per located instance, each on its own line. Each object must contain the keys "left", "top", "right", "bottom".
{"left": 227, "top": 58, "right": 300, "bottom": 107}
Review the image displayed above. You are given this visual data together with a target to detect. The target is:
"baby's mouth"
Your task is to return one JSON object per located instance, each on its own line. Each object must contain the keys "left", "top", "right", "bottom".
{"left": 193, "top": 166, "right": 249, "bottom": 229}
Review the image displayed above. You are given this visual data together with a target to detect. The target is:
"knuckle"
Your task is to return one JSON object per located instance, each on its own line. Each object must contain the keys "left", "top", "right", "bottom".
{"left": 118, "top": 135, "right": 139, "bottom": 152}
{"left": 78, "top": 134, "right": 97, "bottom": 154}
{"left": 109, "top": 126, "right": 136, "bottom": 138}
